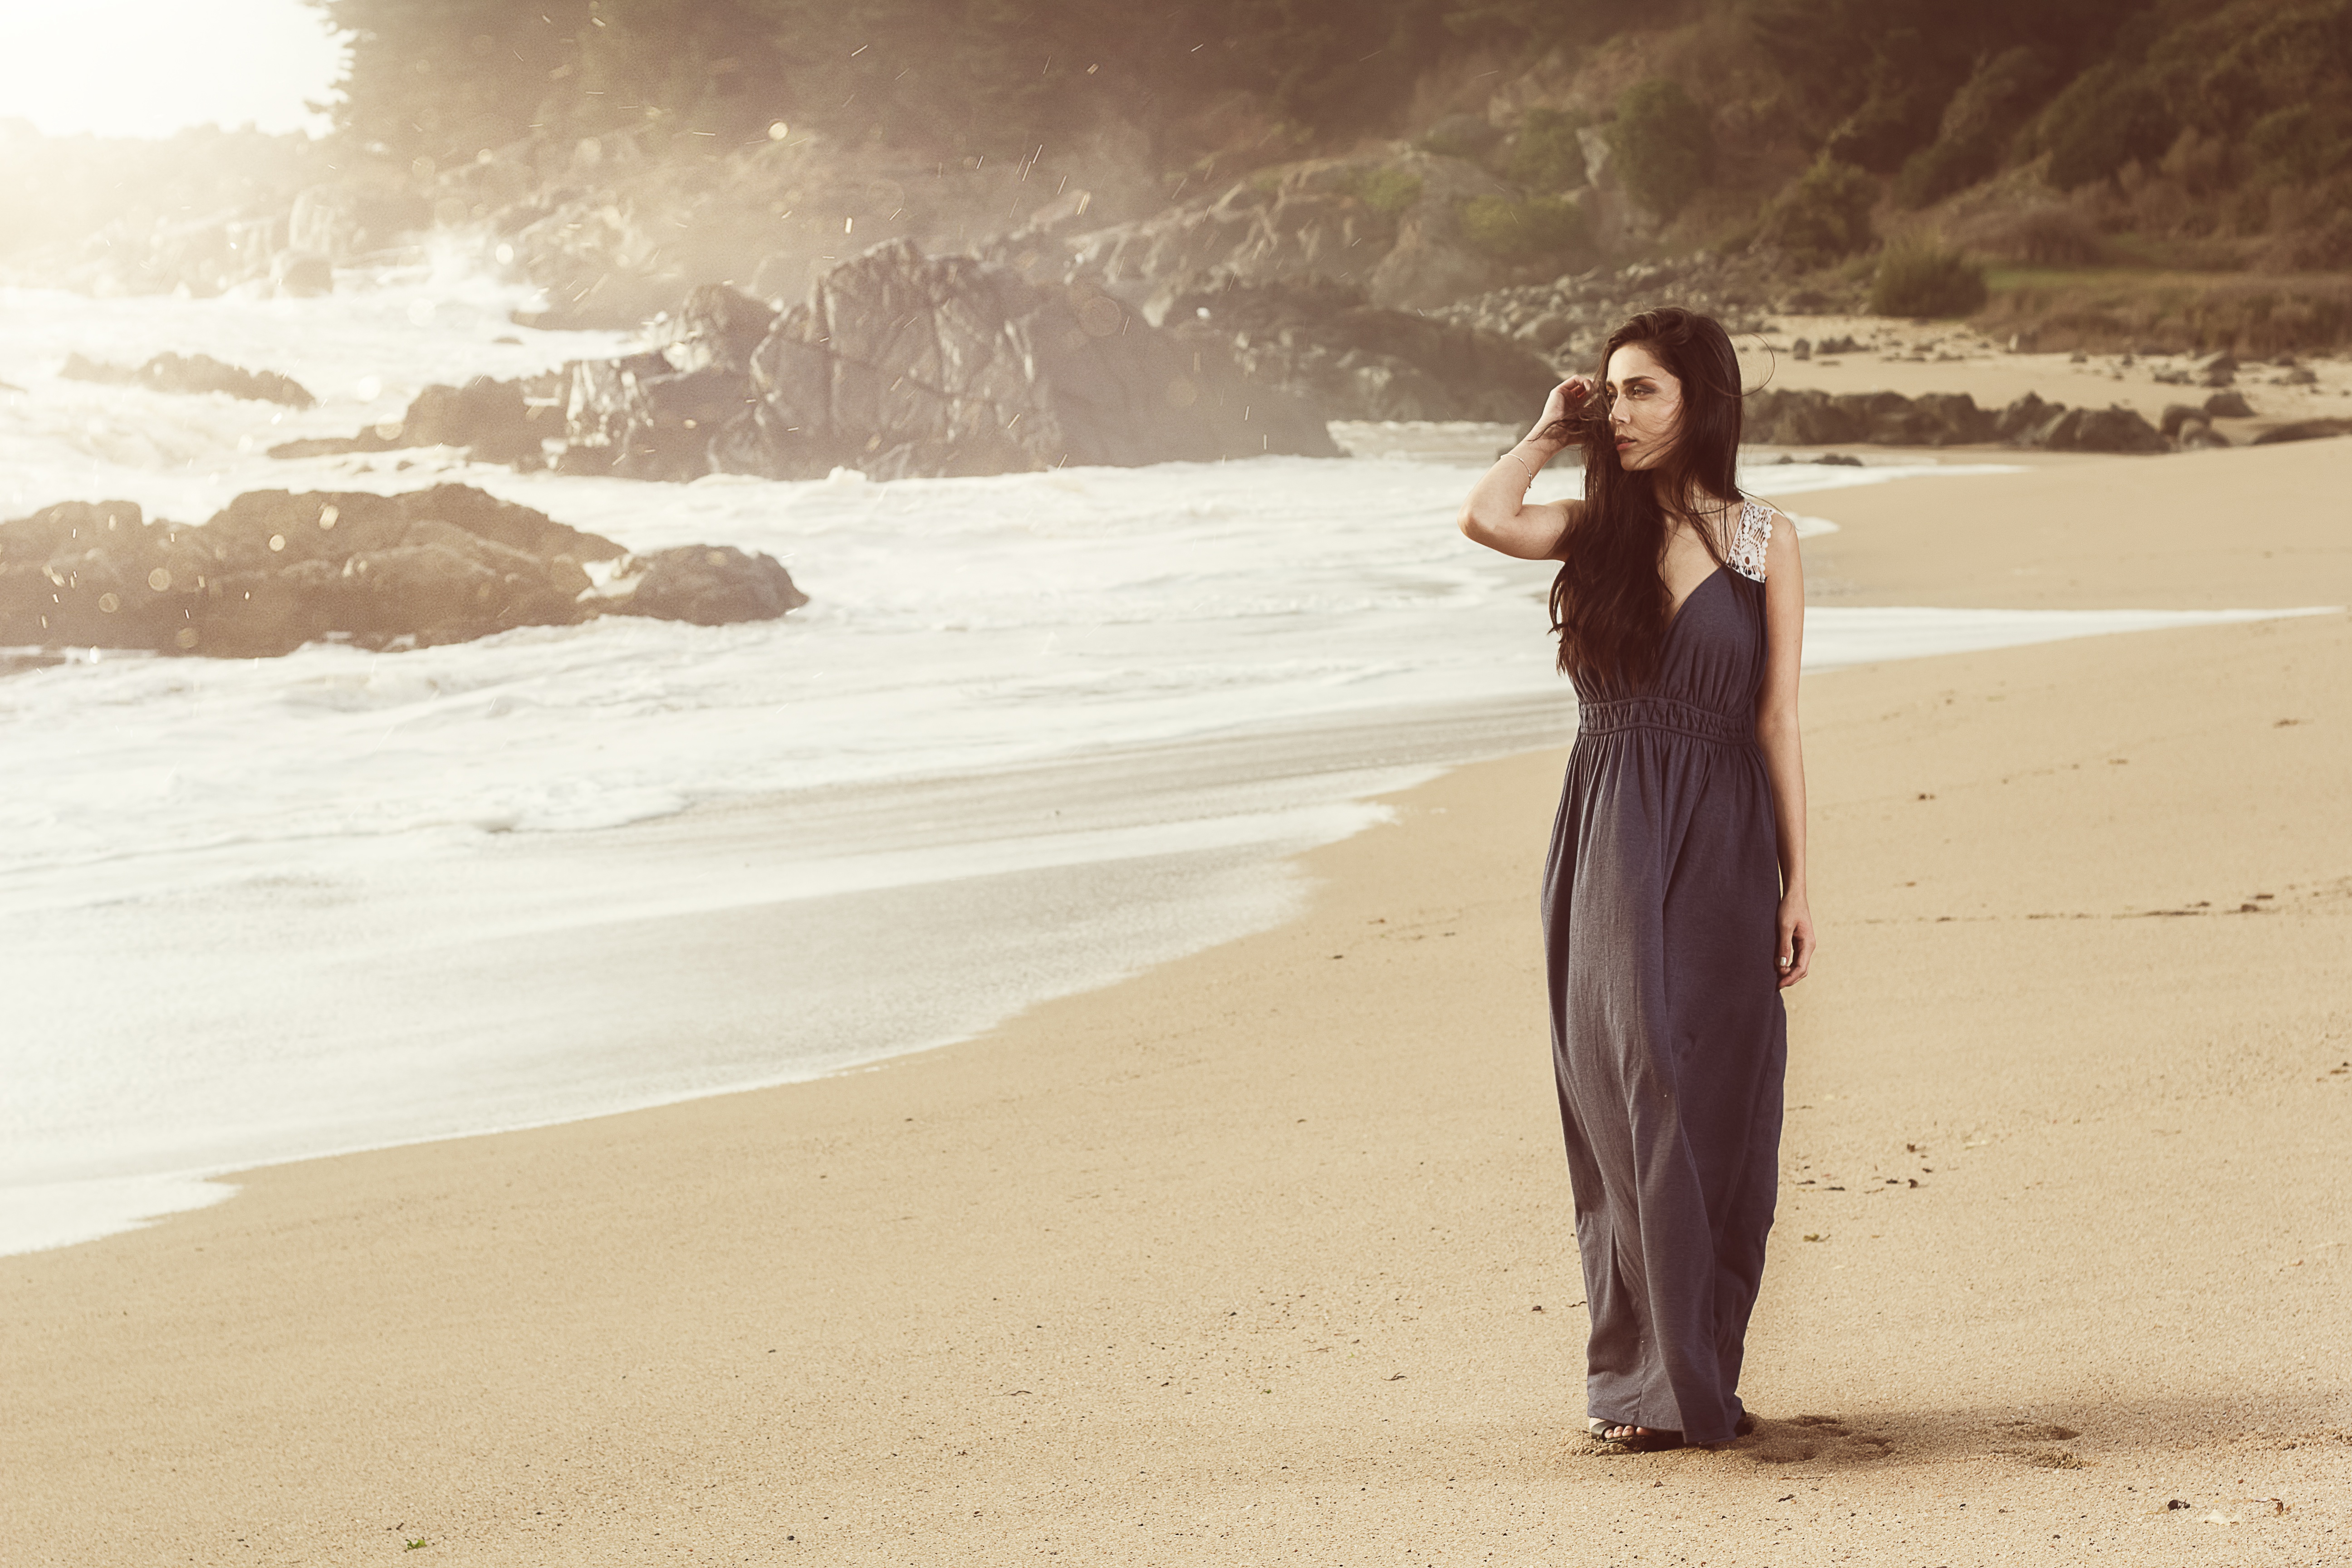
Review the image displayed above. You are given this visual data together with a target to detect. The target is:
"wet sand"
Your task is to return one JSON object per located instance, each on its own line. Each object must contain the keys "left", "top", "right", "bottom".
{"left": 6, "top": 432, "right": 2349, "bottom": 1564}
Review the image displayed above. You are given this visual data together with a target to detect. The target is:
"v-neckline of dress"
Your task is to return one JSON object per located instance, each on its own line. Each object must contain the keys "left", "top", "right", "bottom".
{"left": 1664, "top": 562, "right": 1726, "bottom": 636}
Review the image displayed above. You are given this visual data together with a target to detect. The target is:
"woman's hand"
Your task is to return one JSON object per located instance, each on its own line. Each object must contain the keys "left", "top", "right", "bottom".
{"left": 1528, "top": 376, "right": 1595, "bottom": 452}
{"left": 1775, "top": 892, "right": 1814, "bottom": 989}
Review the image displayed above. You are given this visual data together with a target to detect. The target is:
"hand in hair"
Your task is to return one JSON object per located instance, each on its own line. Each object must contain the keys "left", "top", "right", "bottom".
{"left": 1529, "top": 377, "right": 1597, "bottom": 452}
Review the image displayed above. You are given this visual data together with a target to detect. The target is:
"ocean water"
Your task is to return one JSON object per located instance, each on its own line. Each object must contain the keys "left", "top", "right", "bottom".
{"left": 0, "top": 261, "right": 2314, "bottom": 1257}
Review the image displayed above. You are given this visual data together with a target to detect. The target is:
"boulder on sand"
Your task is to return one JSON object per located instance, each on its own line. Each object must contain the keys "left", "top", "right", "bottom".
{"left": 0, "top": 484, "right": 805, "bottom": 658}
{"left": 2250, "top": 417, "right": 2352, "bottom": 446}
{"left": 2030, "top": 405, "right": 2169, "bottom": 454}
{"left": 1742, "top": 387, "right": 1997, "bottom": 447}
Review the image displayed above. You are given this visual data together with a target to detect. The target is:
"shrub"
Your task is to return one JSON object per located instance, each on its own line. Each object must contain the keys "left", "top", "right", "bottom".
{"left": 1757, "top": 158, "right": 1877, "bottom": 270}
{"left": 1458, "top": 192, "right": 1592, "bottom": 261}
{"left": 1509, "top": 107, "right": 1588, "bottom": 193}
{"left": 1956, "top": 204, "right": 2106, "bottom": 266}
{"left": 1610, "top": 78, "right": 1712, "bottom": 220}
{"left": 1869, "top": 245, "right": 1989, "bottom": 317}
{"left": 1893, "top": 132, "right": 2001, "bottom": 210}
{"left": 1341, "top": 164, "right": 1425, "bottom": 218}
{"left": 2245, "top": 104, "right": 2351, "bottom": 187}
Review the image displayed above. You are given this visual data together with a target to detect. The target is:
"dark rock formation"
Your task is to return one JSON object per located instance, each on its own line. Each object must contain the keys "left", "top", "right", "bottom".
{"left": 1431, "top": 252, "right": 1780, "bottom": 368}
{"left": 1157, "top": 275, "right": 1554, "bottom": 422}
{"left": 705, "top": 244, "right": 1337, "bottom": 481}
{"left": 0, "top": 485, "right": 804, "bottom": 658}
{"left": 270, "top": 250, "right": 334, "bottom": 296}
{"left": 593, "top": 545, "right": 808, "bottom": 625}
{"left": 1037, "top": 152, "right": 1524, "bottom": 317}
{"left": 2251, "top": 417, "right": 2352, "bottom": 445}
{"left": 268, "top": 375, "right": 563, "bottom": 465}
{"left": 1990, "top": 392, "right": 2063, "bottom": 442}
{"left": 655, "top": 284, "right": 779, "bottom": 374}
{"left": 273, "top": 250, "right": 1338, "bottom": 485}
{"left": 559, "top": 354, "right": 760, "bottom": 480}
{"left": 1744, "top": 387, "right": 1996, "bottom": 446}
{"left": 60, "top": 351, "right": 315, "bottom": 408}
{"left": 1743, "top": 387, "right": 2167, "bottom": 453}
{"left": 2033, "top": 405, "right": 2170, "bottom": 454}
{"left": 2201, "top": 389, "right": 2254, "bottom": 419}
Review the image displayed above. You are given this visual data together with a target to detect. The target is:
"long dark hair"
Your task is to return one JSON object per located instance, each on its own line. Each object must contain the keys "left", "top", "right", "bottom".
{"left": 1544, "top": 307, "right": 1745, "bottom": 685}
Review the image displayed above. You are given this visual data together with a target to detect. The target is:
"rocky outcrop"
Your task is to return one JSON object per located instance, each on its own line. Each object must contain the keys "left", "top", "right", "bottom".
{"left": 1744, "top": 387, "right": 1995, "bottom": 446}
{"left": 270, "top": 376, "right": 563, "bottom": 465}
{"left": 1430, "top": 251, "right": 1779, "bottom": 368}
{"left": 1742, "top": 387, "right": 2168, "bottom": 452}
{"left": 284, "top": 249, "right": 1334, "bottom": 483}
{"left": 710, "top": 242, "right": 1337, "bottom": 479}
{"left": 2251, "top": 417, "right": 2352, "bottom": 445}
{"left": 1026, "top": 152, "right": 1532, "bottom": 317}
{"left": 559, "top": 354, "right": 759, "bottom": 480}
{"left": 0, "top": 485, "right": 804, "bottom": 658}
{"left": 588, "top": 545, "right": 808, "bottom": 625}
{"left": 654, "top": 283, "right": 779, "bottom": 374}
{"left": 60, "top": 351, "right": 315, "bottom": 408}
{"left": 1159, "top": 275, "right": 1554, "bottom": 422}
{"left": 2032, "top": 405, "right": 2170, "bottom": 454}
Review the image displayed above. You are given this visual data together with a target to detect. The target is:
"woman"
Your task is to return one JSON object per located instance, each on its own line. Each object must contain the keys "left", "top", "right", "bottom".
{"left": 1457, "top": 307, "right": 1813, "bottom": 1451}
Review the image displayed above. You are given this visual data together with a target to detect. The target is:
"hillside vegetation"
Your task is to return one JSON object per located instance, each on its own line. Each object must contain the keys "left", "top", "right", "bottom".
{"left": 10, "top": 2, "right": 2348, "bottom": 351}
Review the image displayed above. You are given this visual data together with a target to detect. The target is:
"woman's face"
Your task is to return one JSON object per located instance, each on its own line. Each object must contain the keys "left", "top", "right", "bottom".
{"left": 1603, "top": 343, "right": 1682, "bottom": 471}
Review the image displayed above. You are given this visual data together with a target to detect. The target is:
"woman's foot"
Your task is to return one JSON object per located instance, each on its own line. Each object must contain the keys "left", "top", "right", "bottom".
{"left": 1592, "top": 1422, "right": 1686, "bottom": 1451}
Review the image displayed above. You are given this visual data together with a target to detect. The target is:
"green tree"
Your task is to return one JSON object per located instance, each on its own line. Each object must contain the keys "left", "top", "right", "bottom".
{"left": 1868, "top": 243, "right": 1987, "bottom": 316}
{"left": 308, "top": 0, "right": 588, "bottom": 161}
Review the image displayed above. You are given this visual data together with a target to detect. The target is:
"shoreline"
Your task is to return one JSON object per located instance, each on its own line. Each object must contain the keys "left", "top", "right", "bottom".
{"left": 14, "top": 437, "right": 2332, "bottom": 1262}
{"left": 7, "top": 435, "right": 2351, "bottom": 1562}
{"left": 5, "top": 601, "right": 2320, "bottom": 1261}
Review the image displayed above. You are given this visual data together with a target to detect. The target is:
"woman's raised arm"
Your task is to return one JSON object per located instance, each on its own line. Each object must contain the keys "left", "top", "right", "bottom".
{"left": 1457, "top": 377, "right": 1592, "bottom": 560}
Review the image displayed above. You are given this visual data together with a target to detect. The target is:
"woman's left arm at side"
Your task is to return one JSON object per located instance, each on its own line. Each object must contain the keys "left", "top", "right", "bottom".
{"left": 1756, "top": 513, "right": 1813, "bottom": 988}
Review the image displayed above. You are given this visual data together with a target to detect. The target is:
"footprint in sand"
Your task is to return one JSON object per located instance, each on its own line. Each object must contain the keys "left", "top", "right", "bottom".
{"left": 1737, "top": 1413, "right": 1896, "bottom": 1465}
{"left": 1994, "top": 1419, "right": 2087, "bottom": 1468}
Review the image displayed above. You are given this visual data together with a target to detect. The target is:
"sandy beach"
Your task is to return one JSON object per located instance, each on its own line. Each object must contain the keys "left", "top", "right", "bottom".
{"left": 8, "top": 425, "right": 2350, "bottom": 1562}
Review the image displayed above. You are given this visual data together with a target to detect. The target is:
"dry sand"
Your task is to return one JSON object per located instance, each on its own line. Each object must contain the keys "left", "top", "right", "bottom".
{"left": 1749, "top": 317, "right": 2352, "bottom": 439}
{"left": 7, "top": 421, "right": 2350, "bottom": 1563}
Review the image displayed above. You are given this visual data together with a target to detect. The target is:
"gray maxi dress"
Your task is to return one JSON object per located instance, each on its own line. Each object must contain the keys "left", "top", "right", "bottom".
{"left": 1540, "top": 497, "right": 1788, "bottom": 1447}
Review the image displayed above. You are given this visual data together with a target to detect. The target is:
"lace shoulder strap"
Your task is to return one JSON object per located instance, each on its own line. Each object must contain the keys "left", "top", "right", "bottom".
{"left": 1726, "top": 498, "right": 1774, "bottom": 583}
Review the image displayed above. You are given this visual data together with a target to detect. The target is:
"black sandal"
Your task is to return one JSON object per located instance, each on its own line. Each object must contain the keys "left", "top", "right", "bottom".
{"left": 1588, "top": 1419, "right": 1687, "bottom": 1451}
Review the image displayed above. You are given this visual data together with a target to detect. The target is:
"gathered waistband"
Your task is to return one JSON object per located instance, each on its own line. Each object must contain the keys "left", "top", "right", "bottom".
{"left": 1574, "top": 696, "right": 1754, "bottom": 745}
